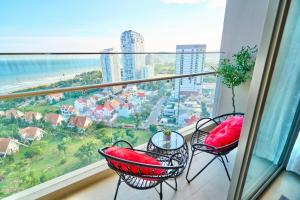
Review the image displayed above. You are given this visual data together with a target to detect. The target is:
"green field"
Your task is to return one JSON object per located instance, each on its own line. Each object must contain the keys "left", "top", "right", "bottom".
{"left": 22, "top": 104, "right": 60, "bottom": 115}
{"left": 115, "top": 116, "right": 135, "bottom": 125}
{"left": 0, "top": 124, "right": 150, "bottom": 198}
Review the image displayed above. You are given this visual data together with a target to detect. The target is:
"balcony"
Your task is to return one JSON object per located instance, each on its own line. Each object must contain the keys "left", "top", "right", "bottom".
{"left": 0, "top": 52, "right": 225, "bottom": 200}
{"left": 2, "top": 0, "right": 298, "bottom": 199}
{"left": 61, "top": 147, "right": 236, "bottom": 200}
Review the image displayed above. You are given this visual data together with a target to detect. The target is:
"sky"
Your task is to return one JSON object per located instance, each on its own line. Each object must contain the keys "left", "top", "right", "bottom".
{"left": 0, "top": 0, "right": 226, "bottom": 52}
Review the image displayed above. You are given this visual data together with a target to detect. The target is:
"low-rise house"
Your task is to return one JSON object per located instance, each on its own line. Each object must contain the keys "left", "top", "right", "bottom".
{"left": 46, "top": 93, "right": 64, "bottom": 103}
{"left": 0, "top": 138, "right": 19, "bottom": 157}
{"left": 5, "top": 109, "right": 24, "bottom": 119}
{"left": 60, "top": 105, "right": 76, "bottom": 119}
{"left": 44, "top": 113, "right": 64, "bottom": 126}
{"left": 90, "top": 95, "right": 100, "bottom": 106}
{"left": 69, "top": 116, "right": 93, "bottom": 129}
{"left": 19, "top": 127, "right": 46, "bottom": 141}
{"left": 136, "top": 91, "right": 146, "bottom": 99}
{"left": 129, "top": 95, "right": 144, "bottom": 106}
{"left": 92, "top": 105, "right": 112, "bottom": 120}
{"left": 74, "top": 98, "right": 91, "bottom": 114}
{"left": 104, "top": 102, "right": 114, "bottom": 113}
{"left": 110, "top": 99, "right": 121, "bottom": 110}
{"left": 120, "top": 92, "right": 132, "bottom": 102}
{"left": 24, "top": 111, "right": 43, "bottom": 123}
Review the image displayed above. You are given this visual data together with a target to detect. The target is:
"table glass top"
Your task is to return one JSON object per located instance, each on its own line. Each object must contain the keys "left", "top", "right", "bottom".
{"left": 151, "top": 131, "right": 184, "bottom": 149}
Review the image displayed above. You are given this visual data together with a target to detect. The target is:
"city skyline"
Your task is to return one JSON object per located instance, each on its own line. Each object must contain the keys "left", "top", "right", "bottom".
{"left": 0, "top": 0, "right": 226, "bottom": 52}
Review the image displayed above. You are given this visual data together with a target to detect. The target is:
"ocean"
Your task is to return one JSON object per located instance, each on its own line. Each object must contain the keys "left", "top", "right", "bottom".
{"left": 0, "top": 55, "right": 102, "bottom": 94}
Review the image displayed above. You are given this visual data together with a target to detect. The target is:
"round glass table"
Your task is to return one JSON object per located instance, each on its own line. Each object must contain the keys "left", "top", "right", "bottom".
{"left": 147, "top": 130, "right": 189, "bottom": 175}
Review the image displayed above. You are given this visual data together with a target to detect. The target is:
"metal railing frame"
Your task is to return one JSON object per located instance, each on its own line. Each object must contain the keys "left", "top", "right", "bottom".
{"left": 0, "top": 72, "right": 217, "bottom": 100}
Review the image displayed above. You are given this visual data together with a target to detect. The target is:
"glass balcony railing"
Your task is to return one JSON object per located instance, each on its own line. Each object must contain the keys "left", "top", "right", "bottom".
{"left": 0, "top": 52, "right": 220, "bottom": 198}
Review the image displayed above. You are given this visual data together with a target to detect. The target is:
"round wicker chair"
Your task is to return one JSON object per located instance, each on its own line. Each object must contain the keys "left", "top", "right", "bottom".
{"left": 186, "top": 113, "right": 244, "bottom": 183}
{"left": 99, "top": 140, "right": 185, "bottom": 200}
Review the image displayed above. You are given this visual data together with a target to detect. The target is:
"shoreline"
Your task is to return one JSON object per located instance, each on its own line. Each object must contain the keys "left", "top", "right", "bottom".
{"left": 0, "top": 69, "right": 100, "bottom": 95}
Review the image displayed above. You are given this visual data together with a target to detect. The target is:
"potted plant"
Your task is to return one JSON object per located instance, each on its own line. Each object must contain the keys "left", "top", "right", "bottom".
{"left": 217, "top": 46, "right": 257, "bottom": 113}
{"left": 163, "top": 129, "right": 172, "bottom": 141}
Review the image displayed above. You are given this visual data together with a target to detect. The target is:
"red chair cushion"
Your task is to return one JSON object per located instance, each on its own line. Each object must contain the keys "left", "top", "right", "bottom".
{"left": 204, "top": 116, "right": 244, "bottom": 148}
{"left": 105, "top": 146, "right": 165, "bottom": 176}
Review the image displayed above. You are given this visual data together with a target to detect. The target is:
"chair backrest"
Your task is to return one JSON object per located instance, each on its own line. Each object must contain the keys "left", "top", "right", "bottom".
{"left": 193, "top": 113, "right": 245, "bottom": 154}
{"left": 212, "top": 112, "right": 244, "bottom": 125}
{"left": 99, "top": 147, "right": 184, "bottom": 180}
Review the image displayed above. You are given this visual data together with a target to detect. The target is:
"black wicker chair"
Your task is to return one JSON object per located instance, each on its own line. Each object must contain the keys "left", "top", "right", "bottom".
{"left": 185, "top": 113, "right": 244, "bottom": 183}
{"left": 99, "top": 140, "right": 185, "bottom": 200}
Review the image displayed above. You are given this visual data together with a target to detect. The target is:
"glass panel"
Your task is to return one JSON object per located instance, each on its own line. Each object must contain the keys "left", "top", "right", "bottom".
{"left": 242, "top": 0, "right": 300, "bottom": 198}
{"left": 0, "top": 52, "right": 220, "bottom": 198}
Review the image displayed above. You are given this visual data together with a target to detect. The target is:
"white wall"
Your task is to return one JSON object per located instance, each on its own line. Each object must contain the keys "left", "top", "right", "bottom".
{"left": 216, "top": 0, "right": 270, "bottom": 115}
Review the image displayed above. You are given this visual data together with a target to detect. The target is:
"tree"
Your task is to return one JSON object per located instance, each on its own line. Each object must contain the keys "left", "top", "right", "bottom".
{"left": 57, "top": 141, "right": 67, "bottom": 154}
{"left": 217, "top": 46, "right": 257, "bottom": 113}
{"left": 39, "top": 174, "right": 48, "bottom": 183}
{"left": 113, "top": 130, "right": 124, "bottom": 142}
{"left": 96, "top": 100, "right": 105, "bottom": 105}
{"left": 149, "top": 124, "right": 158, "bottom": 134}
{"left": 125, "top": 129, "right": 134, "bottom": 138}
{"left": 24, "top": 146, "right": 42, "bottom": 158}
{"left": 74, "top": 142, "right": 98, "bottom": 164}
{"left": 96, "top": 122, "right": 105, "bottom": 129}
{"left": 15, "top": 160, "right": 29, "bottom": 170}
{"left": 96, "top": 129, "right": 112, "bottom": 145}
{"left": 133, "top": 112, "right": 141, "bottom": 128}
{"left": 20, "top": 171, "right": 39, "bottom": 188}
{"left": 140, "top": 111, "right": 150, "bottom": 120}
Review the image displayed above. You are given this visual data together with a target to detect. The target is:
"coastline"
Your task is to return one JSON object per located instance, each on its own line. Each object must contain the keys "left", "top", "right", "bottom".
{"left": 0, "top": 74, "right": 76, "bottom": 95}
{"left": 0, "top": 69, "right": 99, "bottom": 95}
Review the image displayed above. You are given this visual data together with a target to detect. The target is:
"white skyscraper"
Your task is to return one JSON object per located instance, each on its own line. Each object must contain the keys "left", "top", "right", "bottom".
{"left": 100, "top": 48, "right": 121, "bottom": 83}
{"left": 174, "top": 44, "right": 206, "bottom": 97}
{"left": 121, "top": 30, "right": 145, "bottom": 80}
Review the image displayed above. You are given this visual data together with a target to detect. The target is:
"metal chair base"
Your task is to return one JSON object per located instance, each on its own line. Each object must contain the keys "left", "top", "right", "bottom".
{"left": 114, "top": 177, "right": 178, "bottom": 200}
{"left": 185, "top": 150, "right": 231, "bottom": 183}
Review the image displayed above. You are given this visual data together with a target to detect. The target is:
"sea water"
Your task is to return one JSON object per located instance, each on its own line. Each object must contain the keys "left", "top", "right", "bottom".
{"left": 0, "top": 55, "right": 102, "bottom": 93}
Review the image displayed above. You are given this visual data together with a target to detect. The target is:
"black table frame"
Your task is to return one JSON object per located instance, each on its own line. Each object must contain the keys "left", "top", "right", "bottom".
{"left": 147, "top": 130, "right": 189, "bottom": 175}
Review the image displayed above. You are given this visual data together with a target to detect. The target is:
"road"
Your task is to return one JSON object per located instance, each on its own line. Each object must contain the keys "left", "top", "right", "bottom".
{"left": 142, "top": 96, "right": 167, "bottom": 129}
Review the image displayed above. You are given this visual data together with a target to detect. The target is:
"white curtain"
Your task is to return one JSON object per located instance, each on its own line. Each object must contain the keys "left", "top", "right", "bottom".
{"left": 287, "top": 132, "right": 300, "bottom": 175}
{"left": 253, "top": 0, "right": 300, "bottom": 166}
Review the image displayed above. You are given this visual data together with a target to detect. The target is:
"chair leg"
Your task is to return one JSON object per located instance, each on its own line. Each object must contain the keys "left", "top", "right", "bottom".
{"left": 185, "top": 150, "right": 195, "bottom": 183}
{"left": 174, "top": 178, "right": 177, "bottom": 191}
{"left": 159, "top": 182, "right": 163, "bottom": 200}
{"left": 114, "top": 177, "right": 122, "bottom": 200}
{"left": 164, "top": 178, "right": 177, "bottom": 191}
{"left": 220, "top": 156, "right": 231, "bottom": 181}
{"left": 186, "top": 153, "right": 219, "bottom": 183}
{"left": 224, "top": 154, "right": 229, "bottom": 163}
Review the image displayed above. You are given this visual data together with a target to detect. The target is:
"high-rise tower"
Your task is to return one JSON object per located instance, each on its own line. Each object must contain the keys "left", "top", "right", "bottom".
{"left": 121, "top": 30, "right": 145, "bottom": 80}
